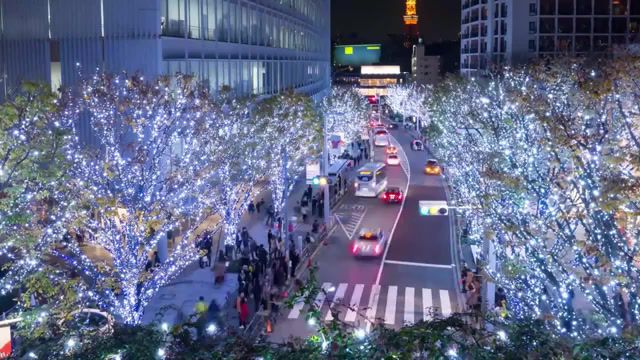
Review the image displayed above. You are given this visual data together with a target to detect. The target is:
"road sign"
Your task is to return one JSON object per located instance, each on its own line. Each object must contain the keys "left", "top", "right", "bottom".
{"left": 419, "top": 201, "right": 448, "bottom": 216}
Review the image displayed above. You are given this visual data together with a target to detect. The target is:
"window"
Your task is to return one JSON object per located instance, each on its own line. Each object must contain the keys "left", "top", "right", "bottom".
{"left": 612, "top": 35, "right": 626, "bottom": 45}
{"left": 633, "top": 1, "right": 640, "bottom": 15}
{"left": 595, "top": 0, "right": 610, "bottom": 15}
{"left": 558, "top": 0, "right": 574, "bottom": 15}
{"left": 540, "top": 0, "right": 555, "bottom": 15}
{"left": 576, "top": 18, "right": 591, "bottom": 33}
{"left": 528, "top": 39, "right": 536, "bottom": 52}
{"left": 188, "top": 0, "right": 200, "bottom": 39}
{"left": 558, "top": 18, "right": 573, "bottom": 33}
{"left": 594, "top": 18, "right": 610, "bottom": 33}
{"left": 577, "top": 1, "right": 593, "bottom": 15}
{"left": 594, "top": 35, "right": 609, "bottom": 51}
{"left": 540, "top": 18, "right": 555, "bottom": 33}
{"left": 529, "top": 21, "right": 537, "bottom": 33}
{"left": 557, "top": 36, "right": 572, "bottom": 52}
{"left": 613, "top": 0, "right": 628, "bottom": 15}
{"left": 539, "top": 36, "right": 555, "bottom": 52}
{"left": 613, "top": 18, "right": 628, "bottom": 33}
{"left": 164, "top": 0, "right": 186, "bottom": 37}
{"left": 529, "top": 3, "right": 537, "bottom": 16}
{"left": 576, "top": 36, "right": 590, "bottom": 52}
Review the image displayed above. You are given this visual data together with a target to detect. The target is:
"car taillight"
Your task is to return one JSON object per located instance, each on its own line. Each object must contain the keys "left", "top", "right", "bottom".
{"left": 383, "top": 193, "right": 388, "bottom": 199}
{"left": 374, "top": 244, "right": 382, "bottom": 254}
{"left": 352, "top": 243, "right": 359, "bottom": 254}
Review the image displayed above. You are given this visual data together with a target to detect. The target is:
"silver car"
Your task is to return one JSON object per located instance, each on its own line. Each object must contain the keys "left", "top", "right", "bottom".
{"left": 351, "top": 228, "right": 386, "bottom": 257}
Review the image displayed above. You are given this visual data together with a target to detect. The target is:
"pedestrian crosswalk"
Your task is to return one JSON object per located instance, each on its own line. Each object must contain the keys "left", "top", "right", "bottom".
{"left": 286, "top": 283, "right": 455, "bottom": 328}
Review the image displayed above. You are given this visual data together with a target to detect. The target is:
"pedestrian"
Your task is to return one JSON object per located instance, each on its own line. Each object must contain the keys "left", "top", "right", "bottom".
{"left": 258, "top": 244, "right": 268, "bottom": 270}
{"left": 253, "top": 277, "right": 263, "bottom": 312}
{"left": 256, "top": 198, "right": 264, "bottom": 213}
{"left": 305, "top": 232, "right": 312, "bottom": 245}
{"left": 311, "top": 196, "right": 318, "bottom": 215}
{"left": 235, "top": 232, "right": 242, "bottom": 258}
{"left": 250, "top": 237, "right": 258, "bottom": 260}
{"left": 248, "top": 201, "right": 255, "bottom": 214}
{"left": 237, "top": 293, "right": 249, "bottom": 329}
{"left": 301, "top": 204, "right": 308, "bottom": 223}
{"left": 195, "top": 296, "right": 208, "bottom": 317}
{"left": 266, "top": 205, "right": 275, "bottom": 226}
{"left": 312, "top": 219, "right": 319, "bottom": 234}
{"left": 195, "top": 296, "right": 208, "bottom": 337}
{"left": 318, "top": 198, "right": 324, "bottom": 218}
{"left": 290, "top": 250, "right": 299, "bottom": 278}
{"left": 241, "top": 227, "right": 250, "bottom": 249}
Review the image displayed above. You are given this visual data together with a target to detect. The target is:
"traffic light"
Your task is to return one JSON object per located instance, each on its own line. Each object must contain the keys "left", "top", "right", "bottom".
{"left": 419, "top": 201, "right": 448, "bottom": 216}
{"left": 312, "top": 176, "right": 328, "bottom": 186}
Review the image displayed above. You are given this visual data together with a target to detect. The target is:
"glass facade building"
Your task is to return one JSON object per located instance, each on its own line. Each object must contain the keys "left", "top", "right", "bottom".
{"left": 0, "top": 0, "right": 330, "bottom": 100}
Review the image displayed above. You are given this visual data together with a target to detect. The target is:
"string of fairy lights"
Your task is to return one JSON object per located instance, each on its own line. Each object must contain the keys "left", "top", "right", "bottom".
{"left": 418, "top": 60, "right": 640, "bottom": 338}
{"left": 0, "top": 72, "right": 365, "bottom": 350}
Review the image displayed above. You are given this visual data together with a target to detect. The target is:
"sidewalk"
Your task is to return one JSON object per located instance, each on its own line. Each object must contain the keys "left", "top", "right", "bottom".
{"left": 141, "top": 177, "right": 323, "bottom": 326}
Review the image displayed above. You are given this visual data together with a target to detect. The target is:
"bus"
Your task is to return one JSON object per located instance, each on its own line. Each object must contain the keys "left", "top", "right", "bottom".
{"left": 355, "top": 162, "right": 387, "bottom": 197}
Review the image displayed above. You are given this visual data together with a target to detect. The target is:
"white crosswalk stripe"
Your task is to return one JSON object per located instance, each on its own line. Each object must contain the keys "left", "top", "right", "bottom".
{"left": 384, "top": 286, "right": 398, "bottom": 324}
{"left": 404, "top": 287, "right": 415, "bottom": 325}
{"left": 422, "top": 288, "right": 433, "bottom": 321}
{"left": 325, "top": 283, "right": 348, "bottom": 321}
{"left": 285, "top": 283, "right": 455, "bottom": 328}
{"left": 344, "top": 284, "right": 364, "bottom": 322}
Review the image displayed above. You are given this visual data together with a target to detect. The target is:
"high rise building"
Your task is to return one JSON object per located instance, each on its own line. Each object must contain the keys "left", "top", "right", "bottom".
{"left": 460, "top": 0, "right": 640, "bottom": 76}
{"left": 411, "top": 41, "right": 441, "bottom": 85}
{"left": 0, "top": 0, "right": 331, "bottom": 101}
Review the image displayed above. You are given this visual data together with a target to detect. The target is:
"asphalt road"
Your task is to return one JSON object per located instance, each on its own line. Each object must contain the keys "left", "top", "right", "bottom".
{"left": 269, "top": 123, "right": 458, "bottom": 342}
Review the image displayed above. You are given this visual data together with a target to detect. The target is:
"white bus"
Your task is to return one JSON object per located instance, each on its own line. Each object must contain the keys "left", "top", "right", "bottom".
{"left": 373, "top": 129, "right": 390, "bottom": 147}
{"left": 355, "top": 162, "right": 387, "bottom": 197}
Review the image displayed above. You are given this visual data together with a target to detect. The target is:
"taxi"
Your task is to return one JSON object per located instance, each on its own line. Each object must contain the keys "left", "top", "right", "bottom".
{"left": 386, "top": 154, "right": 400, "bottom": 165}
{"left": 424, "top": 159, "right": 442, "bottom": 175}
{"left": 351, "top": 228, "right": 386, "bottom": 257}
{"left": 381, "top": 187, "right": 403, "bottom": 204}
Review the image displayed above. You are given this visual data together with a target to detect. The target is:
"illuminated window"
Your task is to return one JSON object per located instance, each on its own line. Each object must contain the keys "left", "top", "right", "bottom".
{"left": 345, "top": 46, "right": 353, "bottom": 55}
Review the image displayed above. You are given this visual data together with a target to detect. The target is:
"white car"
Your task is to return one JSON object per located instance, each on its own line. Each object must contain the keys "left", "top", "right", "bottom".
{"left": 373, "top": 129, "right": 390, "bottom": 147}
{"left": 351, "top": 228, "right": 386, "bottom": 257}
{"left": 411, "top": 140, "right": 424, "bottom": 151}
{"left": 386, "top": 154, "right": 400, "bottom": 165}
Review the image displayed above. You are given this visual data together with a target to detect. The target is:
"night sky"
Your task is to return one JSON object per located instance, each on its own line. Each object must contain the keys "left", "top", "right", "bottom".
{"left": 331, "top": 0, "right": 460, "bottom": 44}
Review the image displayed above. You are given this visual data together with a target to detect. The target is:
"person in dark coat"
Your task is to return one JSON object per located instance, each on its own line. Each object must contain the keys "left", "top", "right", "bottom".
{"left": 290, "top": 250, "right": 299, "bottom": 278}
{"left": 311, "top": 196, "right": 318, "bottom": 215}
{"left": 252, "top": 277, "right": 262, "bottom": 312}
{"left": 256, "top": 198, "right": 264, "bottom": 213}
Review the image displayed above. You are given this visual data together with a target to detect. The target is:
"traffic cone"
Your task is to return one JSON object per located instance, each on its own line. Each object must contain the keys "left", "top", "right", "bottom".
{"left": 266, "top": 319, "right": 273, "bottom": 333}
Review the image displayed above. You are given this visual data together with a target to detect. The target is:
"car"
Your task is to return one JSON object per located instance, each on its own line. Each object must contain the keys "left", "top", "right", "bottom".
{"left": 351, "top": 228, "right": 386, "bottom": 257}
{"left": 411, "top": 140, "right": 424, "bottom": 151}
{"left": 385, "top": 145, "right": 398, "bottom": 155}
{"left": 386, "top": 122, "right": 398, "bottom": 129}
{"left": 386, "top": 154, "right": 400, "bottom": 165}
{"left": 424, "top": 159, "right": 442, "bottom": 175}
{"left": 382, "top": 186, "right": 403, "bottom": 204}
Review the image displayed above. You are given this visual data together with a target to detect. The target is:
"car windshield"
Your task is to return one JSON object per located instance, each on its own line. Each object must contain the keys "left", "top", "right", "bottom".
{"left": 427, "top": 160, "right": 438, "bottom": 166}
{"left": 357, "top": 174, "right": 372, "bottom": 182}
{"left": 388, "top": 155, "right": 398, "bottom": 159}
{"left": 387, "top": 187, "right": 400, "bottom": 193}
{"left": 375, "top": 130, "right": 388, "bottom": 135}
{"left": 358, "top": 232, "right": 379, "bottom": 241}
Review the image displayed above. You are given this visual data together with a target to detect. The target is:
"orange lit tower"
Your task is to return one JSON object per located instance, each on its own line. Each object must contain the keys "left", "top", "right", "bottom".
{"left": 403, "top": 0, "right": 419, "bottom": 47}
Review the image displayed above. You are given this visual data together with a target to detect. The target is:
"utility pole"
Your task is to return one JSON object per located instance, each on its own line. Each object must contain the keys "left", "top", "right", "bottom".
{"left": 322, "top": 113, "right": 332, "bottom": 227}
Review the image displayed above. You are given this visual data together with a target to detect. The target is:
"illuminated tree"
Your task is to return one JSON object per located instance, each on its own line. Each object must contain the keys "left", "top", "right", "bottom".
{"left": 322, "top": 86, "right": 369, "bottom": 145}
{"left": 0, "top": 83, "right": 75, "bottom": 297}
{"left": 46, "top": 73, "right": 215, "bottom": 325}
{"left": 386, "top": 83, "right": 431, "bottom": 130}
{"left": 430, "top": 57, "right": 640, "bottom": 336}
{"left": 197, "top": 93, "right": 267, "bottom": 246}
{"left": 256, "top": 92, "right": 321, "bottom": 228}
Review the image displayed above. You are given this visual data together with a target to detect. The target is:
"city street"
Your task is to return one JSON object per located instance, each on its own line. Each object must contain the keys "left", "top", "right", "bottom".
{"left": 269, "top": 121, "right": 459, "bottom": 342}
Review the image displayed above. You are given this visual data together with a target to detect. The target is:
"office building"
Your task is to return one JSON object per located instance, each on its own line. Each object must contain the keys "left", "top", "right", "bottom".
{"left": 411, "top": 42, "right": 441, "bottom": 85}
{"left": 0, "top": 0, "right": 331, "bottom": 100}
{"left": 461, "top": 0, "right": 640, "bottom": 76}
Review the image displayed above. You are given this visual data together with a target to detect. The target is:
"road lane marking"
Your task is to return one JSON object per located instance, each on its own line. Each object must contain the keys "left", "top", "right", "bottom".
{"left": 344, "top": 284, "right": 364, "bottom": 322}
{"left": 383, "top": 259, "right": 454, "bottom": 269}
{"left": 335, "top": 208, "right": 367, "bottom": 239}
{"left": 422, "top": 288, "right": 433, "bottom": 321}
{"left": 288, "top": 299, "right": 306, "bottom": 319}
{"left": 325, "top": 283, "right": 348, "bottom": 321}
{"left": 440, "top": 290, "right": 452, "bottom": 317}
{"left": 312, "top": 282, "right": 332, "bottom": 310}
{"left": 384, "top": 286, "right": 398, "bottom": 325}
{"left": 375, "top": 133, "right": 411, "bottom": 285}
{"left": 404, "top": 287, "right": 415, "bottom": 325}
{"left": 365, "top": 285, "right": 381, "bottom": 332}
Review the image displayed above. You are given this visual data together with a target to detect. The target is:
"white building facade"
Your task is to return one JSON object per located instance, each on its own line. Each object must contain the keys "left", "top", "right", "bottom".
{"left": 461, "top": 0, "right": 640, "bottom": 76}
{"left": 411, "top": 43, "right": 441, "bottom": 85}
{"left": 0, "top": 0, "right": 330, "bottom": 100}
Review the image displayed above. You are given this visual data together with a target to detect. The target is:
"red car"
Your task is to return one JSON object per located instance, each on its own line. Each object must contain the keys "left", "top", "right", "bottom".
{"left": 382, "top": 187, "right": 404, "bottom": 204}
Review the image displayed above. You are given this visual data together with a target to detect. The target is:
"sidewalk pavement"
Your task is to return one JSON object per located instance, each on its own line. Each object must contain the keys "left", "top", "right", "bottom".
{"left": 141, "top": 177, "right": 322, "bottom": 326}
